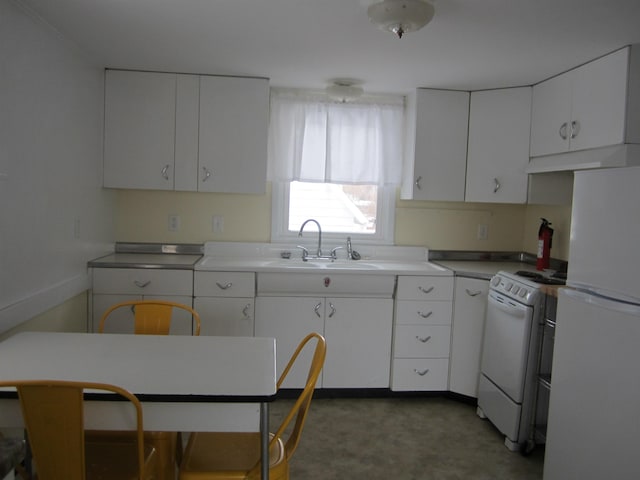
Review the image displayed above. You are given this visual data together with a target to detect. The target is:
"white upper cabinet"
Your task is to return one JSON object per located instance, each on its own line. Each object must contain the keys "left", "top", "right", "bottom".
{"left": 104, "top": 70, "right": 269, "bottom": 193}
{"left": 104, "top": 70, "right": 183, "bottom": 190}
{"left": 198, "top": 76, "right": 269, "bottom": 194}
{"left": 409, "top": 89, "right": 470, "bottom": 201}
{"left": 466, "top": 87, "right": 532, "bottom": 204}
{"left": 530, "top": 47, "right": 629, "bottom": 157}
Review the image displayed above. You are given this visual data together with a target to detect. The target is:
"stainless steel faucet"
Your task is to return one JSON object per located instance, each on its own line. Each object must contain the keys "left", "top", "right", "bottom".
{"left": 298, "top": 219, "right": 322, "bottom": 258}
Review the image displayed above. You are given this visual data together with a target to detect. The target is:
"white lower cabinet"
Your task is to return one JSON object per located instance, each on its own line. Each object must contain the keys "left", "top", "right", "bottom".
{"left": 91, "top": 268, "right": 194, "bottom": 334}
{"left": 391, "top": 276, "right": 454, "bottom": 391}
{"left": 193, "top": 271, "right": 255, "bottom": 336}
{"left": 255, "top": 296, "right": 393, "bottom": 389}
{"left": 448, "top": 277, "right": 489, "bottom": 398}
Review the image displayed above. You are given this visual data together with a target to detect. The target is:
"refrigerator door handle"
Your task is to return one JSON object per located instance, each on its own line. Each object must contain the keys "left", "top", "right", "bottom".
{"left": 561, "top": 288, "right": 640, "bottom": 315}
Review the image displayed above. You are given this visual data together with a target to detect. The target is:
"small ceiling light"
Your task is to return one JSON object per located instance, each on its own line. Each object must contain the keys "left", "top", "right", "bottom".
{"left": 326, "top": 80, "right": 364, "bottom": 103}
{"left": 367, "top": 0, "right": 435, "bottom": 38}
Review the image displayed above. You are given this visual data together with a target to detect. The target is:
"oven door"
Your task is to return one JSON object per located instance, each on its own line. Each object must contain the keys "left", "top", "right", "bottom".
{"left": 480, "top": 290, "right": 534, "bottom": 403}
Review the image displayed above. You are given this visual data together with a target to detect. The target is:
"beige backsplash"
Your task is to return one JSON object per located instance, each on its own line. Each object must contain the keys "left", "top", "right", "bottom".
{"left": 115, "top": 185, "right": 571, "bottom": 260}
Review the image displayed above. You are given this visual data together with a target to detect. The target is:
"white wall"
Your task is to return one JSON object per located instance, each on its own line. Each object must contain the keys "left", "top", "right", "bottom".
{"left": 0, "top": 0, "right": 115, "bottom": 333}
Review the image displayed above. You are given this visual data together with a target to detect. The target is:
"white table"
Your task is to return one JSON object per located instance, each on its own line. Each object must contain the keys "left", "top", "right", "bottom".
{"left": 0, "top": 332, "right": 277, "bottom": 480}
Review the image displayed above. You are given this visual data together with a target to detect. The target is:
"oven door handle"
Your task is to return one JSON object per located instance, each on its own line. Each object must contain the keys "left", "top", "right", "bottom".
{"left": 488, "top": 291, "right": 529, "bottom": 318}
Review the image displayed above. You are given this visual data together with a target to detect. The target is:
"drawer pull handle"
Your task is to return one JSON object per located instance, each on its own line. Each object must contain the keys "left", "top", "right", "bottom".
{"left": 418, "top": 311, "right": 433, "bottom": 319}
{"left": 418, "top": 286, "right": 434, "bottom": 294}
{"left": 416, "top": 335, "right": 432, "bottom": 343}
{"left": 313, "top": 302, "right": 322, "bottom": 318}
{"left": 414, "top": 368, "right": 430, "bottom": 376}
{"left": 328, "top": 302, "right": 336, "bottom": 318}
{"left": 465, "top": 289, "right": 482, "bottom": 297}
{"left": 133, "top": 280, "right": 150, "bottom": 288}
{"left": 216, "top": 282, "right": 233, "bottom": 290}
{"left": 415, "top": 176, "right": 422, "bottom": 190}
{"left": 242, "top": 304, "right": 251, "bottom": 319}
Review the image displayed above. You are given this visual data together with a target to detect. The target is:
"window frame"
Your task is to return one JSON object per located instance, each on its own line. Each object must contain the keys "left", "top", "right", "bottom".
{"left": 270, "top": 181, "right": 396, "bottom": 247}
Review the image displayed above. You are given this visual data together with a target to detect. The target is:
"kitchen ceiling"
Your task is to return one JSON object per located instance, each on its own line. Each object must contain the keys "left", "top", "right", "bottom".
{"left": 18, "top": 0, "right": 640, "bottom": 94}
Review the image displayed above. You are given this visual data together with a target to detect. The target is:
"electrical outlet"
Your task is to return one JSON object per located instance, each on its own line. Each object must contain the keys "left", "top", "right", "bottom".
{"left": 168, "top": 215, "right": 181, "bottom": 232}
{"left": 477, "top": 224, "right": 488, "bottom": 240}
{"left": 212, "top": 215, "right": 224, "bottom": 233}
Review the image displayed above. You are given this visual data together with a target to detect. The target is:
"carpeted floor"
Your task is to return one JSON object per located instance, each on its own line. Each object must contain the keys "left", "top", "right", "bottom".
{"left": 270, "top": 395, "right": 544, "bottom": 480}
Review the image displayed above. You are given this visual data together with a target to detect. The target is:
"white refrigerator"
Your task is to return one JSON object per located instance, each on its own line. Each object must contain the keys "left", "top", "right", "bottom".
{"left": 543, "top": 166, "right": 640, "bottom": 480}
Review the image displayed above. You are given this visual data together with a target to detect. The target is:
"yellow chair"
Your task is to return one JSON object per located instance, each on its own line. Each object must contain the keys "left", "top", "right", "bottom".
{"left": 179, "top": 332, "right": 326, "bottom": 480}
{"left": 95, "top": 299, "right": 202, "bottom": 480}
{"left": 0, "top": 380, "right": 156, "bottom": 480}
{"left": 98, "top": 299, "right": 201, "bottom": 335}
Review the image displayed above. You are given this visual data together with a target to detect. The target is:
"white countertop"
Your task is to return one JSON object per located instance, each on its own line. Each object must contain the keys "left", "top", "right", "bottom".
{"left": 195, "top": 242, "right": 452, "bottom": 276}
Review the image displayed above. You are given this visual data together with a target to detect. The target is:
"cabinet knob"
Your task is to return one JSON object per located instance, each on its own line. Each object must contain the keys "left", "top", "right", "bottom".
{"left": 493, "top": 177, "right": 501, "bottom": 193}
{"left": 413, "top": 368, "right": 430, "bottom": 376}
{"left": 418, "top": 310, "right": 433, "bottom": 319}
{"left": 133, "top": 280, "right": 150, "bottom": 288}
{"left": 416, "top": 335, "right": 432, "bottom": 343}
{"left": 216, "top": 282, "right": 233, "bottom": 290}
{"left": 415, "top": 176, "right": 423, "bottom": 190}
{"left": 559, "top": 122, "right": 568, "bottom": 140}
{"left": 161, "top": 164, "right": 170, "bottom": 181}
{"left": 242, "top": 303, "right": 252, "bottom": 319}
{"left": 313, "top": 301, "right": 322, "bottom": 318}
{"left": 465, "top": 289, "right": 482, "bottom": 297}
{"left": 570, "top": 120, "right": 580, "bottom": 139}
{"left": 328, "top": 302, "right": 336, "bottom": 318}
{"left": 202, "top": 167, "right": 212, "bottom": 182}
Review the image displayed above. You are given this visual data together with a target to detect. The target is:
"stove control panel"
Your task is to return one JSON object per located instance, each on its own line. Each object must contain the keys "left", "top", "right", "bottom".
{"left": 489, "top": 272, "right": 541, "bottom": 306}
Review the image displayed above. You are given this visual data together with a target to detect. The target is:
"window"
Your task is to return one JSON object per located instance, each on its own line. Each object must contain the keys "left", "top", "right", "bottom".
{"left": 268, "top": 89, "right": 404, "bottom": 245}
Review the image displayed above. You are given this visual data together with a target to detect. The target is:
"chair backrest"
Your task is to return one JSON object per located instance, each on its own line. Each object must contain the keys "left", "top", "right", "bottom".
{"left": 99, "top": 299, "right": 201, "bottom": 335}
{"left": 0, "top": 380, "right": 147, "bottom": 480}
{"left": 271, "top": 332, "right": 326, "bottom": 461}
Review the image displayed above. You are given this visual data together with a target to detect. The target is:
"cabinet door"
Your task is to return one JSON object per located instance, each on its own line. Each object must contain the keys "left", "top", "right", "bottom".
{"left": 104, "top": 70, "right": 177, "bottom": 190}
{"left": 412, "top": 89, "right": 469, "bottom": 201}
{"left": 466, "top": 87, "right": 531, "bottom": 203}
{"left": 323, "top": 298, "right": 393, "bottom": 388}
{"left": 254, "top": 297, "right": 324, "bottom": 388}
{"left": 194, "top": 297, "right": 254, "bottom": 336}
{"left": 530, "top": 73, "right": 572, "bottom": 157}
{"left": 449, "top": 277, "right": 489, "bottom": 398}
{"left": 570, "top": 47, "right": 628, "bottom": 152}
{"left": 198, "top": 76, "right": 269, "bottom": 193}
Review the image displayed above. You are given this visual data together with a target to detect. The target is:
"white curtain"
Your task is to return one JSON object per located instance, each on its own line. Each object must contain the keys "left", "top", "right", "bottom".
{"left": 268, "top": 89, "right": 405, "bottom": 186}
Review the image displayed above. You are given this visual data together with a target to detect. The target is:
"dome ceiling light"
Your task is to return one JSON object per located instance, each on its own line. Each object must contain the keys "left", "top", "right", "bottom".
{"left": 367, "top": 0, "right": 435, "bottom": 38}
{"left": 326, "top": 80, "right": 364, "bottom": 103}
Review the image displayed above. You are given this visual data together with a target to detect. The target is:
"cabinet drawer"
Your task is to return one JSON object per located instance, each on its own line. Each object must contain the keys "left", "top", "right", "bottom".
{"left": 92, "top": 268, "right": 193, "bottom": 296}
{"left": 396, "top": 276, "right": 453, "bottom": 301}
{"left": 394, "top": 325, "right": 451, "bottom": 358}
{"left": 194, "top": 271, "right": 255, "bottom": 297}
{"left": 395, "top": 301, "right": 452, "bottom": 325}
{"left": 391, "top": 358, "right": 449, "bottom": 391}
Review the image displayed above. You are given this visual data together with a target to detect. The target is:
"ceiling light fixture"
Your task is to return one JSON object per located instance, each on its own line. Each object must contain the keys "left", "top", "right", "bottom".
{"left": 326, "top": 80, "right": 364, "bottom": 103}
{"left": 367, "top": 0, "right": 435, "bottom": 38}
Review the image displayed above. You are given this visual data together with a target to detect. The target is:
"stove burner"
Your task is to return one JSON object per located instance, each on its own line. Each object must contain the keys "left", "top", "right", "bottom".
{"left": 515, "top": 270, "right": 566, "bottom": 285}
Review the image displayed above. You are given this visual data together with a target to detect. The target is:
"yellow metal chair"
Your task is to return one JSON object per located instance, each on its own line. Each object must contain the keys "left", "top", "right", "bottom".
{"left": 95, "top": 299, "right": 202, "bottom": 480}
{"left": 179, "top": 332, "right": 326, "bottom": 480}
{"left": 0, "top": 380, "right": 156, "bottom": 480}
{"left": 98, "top": 299, "right": 201, "bottom": 335}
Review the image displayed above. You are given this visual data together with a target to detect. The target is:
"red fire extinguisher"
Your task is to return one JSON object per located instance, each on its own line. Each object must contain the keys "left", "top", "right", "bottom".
{"left": 537, "top": 218, "right": 554, "bottom": 271}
